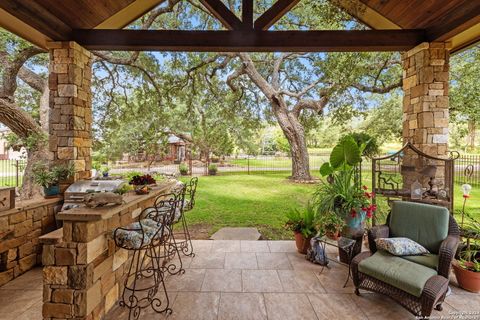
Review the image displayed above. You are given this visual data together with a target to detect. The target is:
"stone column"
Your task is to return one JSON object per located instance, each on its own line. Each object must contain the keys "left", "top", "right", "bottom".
{"left": 401, "top": 42, "right": 450, "bottom": 188}
{"left": 48, "top": 41, "right": 92, "bottom": 185}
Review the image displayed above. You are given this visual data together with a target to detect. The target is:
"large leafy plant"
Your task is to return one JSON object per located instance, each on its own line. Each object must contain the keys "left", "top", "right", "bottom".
{"left": 285, "top": 202, "right": 317, "bottom": 238}
{"left": 32, "top": 162, "right": 74, "bottom": 188}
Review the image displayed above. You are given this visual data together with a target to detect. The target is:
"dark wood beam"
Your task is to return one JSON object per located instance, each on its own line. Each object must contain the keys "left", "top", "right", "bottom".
{"left": 0, "top": 0, "right": 71, "bottom": 40}
{"left": 426, "top": 1, "right": 480, "bottom": 41}
{"left": 72, "top": 29, "right": 426, "bottom": 52}
{"left": 199, "top": 0, "right": 243, "bottom": 30}
{"left": 242, "top": 0, "right": 254, "bottom": 30}
{"left": 255, "top": 0, "right": 301, "bottom": 30}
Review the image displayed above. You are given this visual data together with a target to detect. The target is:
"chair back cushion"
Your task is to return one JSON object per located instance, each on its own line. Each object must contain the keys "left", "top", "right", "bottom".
{"left": 389, "top": 201, "right": 449, "bottom": 253}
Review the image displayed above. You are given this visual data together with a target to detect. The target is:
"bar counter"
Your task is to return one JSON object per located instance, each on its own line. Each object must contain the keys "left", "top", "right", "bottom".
{"left": 42, "top": 180, "right": 176, "bottom": 320}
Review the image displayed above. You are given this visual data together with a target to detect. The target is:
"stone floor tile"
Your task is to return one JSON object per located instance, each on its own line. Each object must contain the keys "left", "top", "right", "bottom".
{"left": 212, "top": 240, "right": 241, "bottom": 253}
{"left": 191, "top": 240, "right": 214, "bottom": 253}
{"left": 225, "top": 252, "right": 258, "bottom": 269}
{"left": 287, "top": 252, "right": 324, "bottom": 272}
{"left": 15, "top": 301, "right": 45, "bottom": 320}
{"left": 308, "top": 293, "right": 367, "bottom": 320}
{"left": 242, "top": 270, "right": 283, "bottom": 293}
{"left": 165, "top": 269, "right": 206, "bottom": 292}
{"left": 240, "top": 241, "right": 270, "bottom": 253}
{"left": 444, "top": 293, "right": 480, "bottom": 313}
{"left": 190, "top": 252, "right": 225, "bottom": 269}
{"left": 169, "top": 292, "right": 221, "bottom": 320}
{"left": 314, "top": 264, "right": 354, "bottom": 293}
{"left": 351, "top": 292, "right": 415, "bottom": 320}
{"left": 277, "top": 270, "right": 326, "bottom": 293}
{"left": 0, "top": 267, "right": 43, "bottom": 291}
{"left": 105, "top": 291, "right": 176, "bottom": 320}
{"left": 256, "top": 253, "right": 292, "bottom": 270}
{"left": 0, "top": 289, "right": 42, "bottom": 318}
{"left": 201, "top": 269, "right": 242, "bottom": 292}
{"left": 267, "top": 241, "right": 297, "bottom": 253}
{"left": 218, "top": 292, "right": 267, "bottom": 320}
{"left": 264, "top": 293, "right": 318, "bottom": 320}
{"left": 448, "top": 273, "right": 480, "bottom": 296}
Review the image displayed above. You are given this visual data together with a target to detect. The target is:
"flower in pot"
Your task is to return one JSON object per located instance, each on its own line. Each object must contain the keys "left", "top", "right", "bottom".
{"left": 208, "top": 164, "right": 218, "bottom": 176}
{"left": 179, "top": 163, "right": 189, "bottom": 176}
{"left": 285, "top": 202, "right": 317, "bottom": 254}
{"left": 317, "top": 211, "right": 345, "bottom": 240}
{"left": 33, "top": 162, "right": 74, "bottom": 198}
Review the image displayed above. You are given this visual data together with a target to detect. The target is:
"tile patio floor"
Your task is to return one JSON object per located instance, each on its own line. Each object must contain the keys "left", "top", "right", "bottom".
{"left": 0, "top": 240, "right": 479, "bottom": 320}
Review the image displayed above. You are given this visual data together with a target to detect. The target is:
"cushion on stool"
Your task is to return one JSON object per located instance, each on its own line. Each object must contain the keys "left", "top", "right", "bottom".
{"left": 114, "top": 228, "right": 153, "bottom": 249}
{"left": 358, "top": 250, "right": 438, "bottom": 297}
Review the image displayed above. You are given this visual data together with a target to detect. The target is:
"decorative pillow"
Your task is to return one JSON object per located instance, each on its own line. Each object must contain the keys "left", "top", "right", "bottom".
{"left": 375, "top": 237, "right": 429, "bottom": 256}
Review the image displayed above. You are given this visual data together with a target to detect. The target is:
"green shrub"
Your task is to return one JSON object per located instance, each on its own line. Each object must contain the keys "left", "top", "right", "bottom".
{"left": 179, "top": 163, "right": 189, "bottom": 175}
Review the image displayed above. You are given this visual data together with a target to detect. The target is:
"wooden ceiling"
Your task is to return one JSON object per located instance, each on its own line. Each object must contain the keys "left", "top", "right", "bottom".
{"left": 0, "top": 0, "right": 479, "bottom": 52}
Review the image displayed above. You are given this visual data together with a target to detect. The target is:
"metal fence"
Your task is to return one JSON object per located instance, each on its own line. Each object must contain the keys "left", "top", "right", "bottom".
{"left": 1, "top": 153, "right": 479, "bottom": 186}
{"left": 0, "top": 159, "right": 26, "bottom": 187}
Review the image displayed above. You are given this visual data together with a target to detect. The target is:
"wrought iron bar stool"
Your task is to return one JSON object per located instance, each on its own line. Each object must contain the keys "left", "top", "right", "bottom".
{"left": 113, "top": 206, "right": 173, "bottom": 319}
{"left": 152, "top": 188, "right": 187, "bottom": 275}
{"left": 173, "top": 177, "right": 198, "bottom": 257}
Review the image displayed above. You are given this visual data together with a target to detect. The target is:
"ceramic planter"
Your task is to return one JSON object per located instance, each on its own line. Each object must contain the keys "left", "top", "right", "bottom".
{"left": 294, "top": 232, "right": 312, "bottom": 254}
{"left": 43, "top": 185, "right": 60, "bottom": 198}
{"left": 453, "top": 261, "right": 480, "bottom": 293}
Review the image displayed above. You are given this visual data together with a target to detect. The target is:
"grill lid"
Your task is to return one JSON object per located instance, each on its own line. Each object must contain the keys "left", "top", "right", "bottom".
{"left": 65, "top": 179, "right": 126, "bottom": 194}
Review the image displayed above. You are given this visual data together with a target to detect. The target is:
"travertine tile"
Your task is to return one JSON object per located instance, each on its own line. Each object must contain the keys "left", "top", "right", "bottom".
{"left": 308, "top": 293, "right": 367, "bottom": 319}
{"left": 190, "top": 252, "right": 225, "bottom": 269}
{"left": 225, "top": 252, "right": 258, "bottom": 269}
{"left": 0, "top": 289, "right": 42, "bottom": 318}
{"left": 256, "top": 253, "right": 292, "bottom": 270}
{"left": 287, "top": 253, "right": 323, "bottom": 272}
{"left": 267, "top": 241, "right": 297, "bottom": 253}
{"left": 277, "top": 270, "right": 326, "bottom": 293}
{"left": 169, "top": 292, "right": 221, "bottom": 320}
{"left": 240, "top": 241, "right": 270, "bottom": 253}
{"left": 165, "top": 269, "right": 206, "bottom": 292}
{"left": 212, "top": 240, "right": 241, "bottom": 253}
{"left": 0, "top": 267, "right": 43, "bottom": 291}
{"left": 218, "top": 293, "right": 267, "bottom": 320}
{"left": 201, "top": 269, "right": 242, "bottom": 292}
{"left": 191, "top": 240, "right": 214, "bottom": 253}
{"left": 314, "top": 264, "right": 353, "bottom": 293}
{"left": 351, "top": 292, "right": 415, "bottom": 320}
{"left": 242, "top": 270, "right": 283, "bottom": 293}
{"left": 264, "top": 293, "right": 318, "bottom": 320}
{"left": 444, "top": 294, "right": 480, "bottom": 313}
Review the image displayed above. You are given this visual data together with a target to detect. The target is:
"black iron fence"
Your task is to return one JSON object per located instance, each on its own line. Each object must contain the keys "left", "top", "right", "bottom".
{"left": 1, "top": 154, "right": 479, "bottom": 187}
{"left": 0, "top": 159, "right": 26, "bottom": 187}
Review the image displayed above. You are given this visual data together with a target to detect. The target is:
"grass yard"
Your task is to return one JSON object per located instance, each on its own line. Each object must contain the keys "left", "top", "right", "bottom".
{"left": 181, "top": 172, "right": 480, "bottom": 240}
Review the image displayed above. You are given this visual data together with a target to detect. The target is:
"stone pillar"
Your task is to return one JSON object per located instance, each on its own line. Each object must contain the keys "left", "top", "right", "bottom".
{"left": 48, "top": 41, "right": 92, "bottom": 185}
{"left": 402, "top": 42, "right": 450, "bottom": 188}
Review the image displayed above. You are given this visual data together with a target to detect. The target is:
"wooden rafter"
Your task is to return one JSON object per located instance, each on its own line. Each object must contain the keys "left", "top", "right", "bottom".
{"left": 199, "top": 0, "right": 243, "bottom": 30}
{"left": 254, "top": 0, "right": 301, "bottom": 31}
{"left": 72, "top": 29, "right": 426, "bottom": 52}
{"left": 94, "top": 0, "right": 167, "bottom": 29}
{"left": 242, "top": 0, "right": 254, "bottom": 29}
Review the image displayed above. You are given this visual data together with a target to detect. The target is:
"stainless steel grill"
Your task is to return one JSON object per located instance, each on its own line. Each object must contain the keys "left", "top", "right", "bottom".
{"left": 63, "top": 179, "right": 126, "bottom": 204}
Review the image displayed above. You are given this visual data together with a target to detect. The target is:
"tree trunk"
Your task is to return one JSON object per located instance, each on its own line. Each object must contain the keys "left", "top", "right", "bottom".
{"left": 468, "top": 119, "right": 476, "bottom": 150}
{"left": 20, "top": 146, "right": 49, "bottom": 199}
{"left": 273, "top": 105, "right": 312, "bottom": 181}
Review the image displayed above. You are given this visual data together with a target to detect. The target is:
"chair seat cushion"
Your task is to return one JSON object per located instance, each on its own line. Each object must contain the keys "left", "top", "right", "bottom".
{"left": 358, "top": 250, "right": 438, "bottom": 297}
{"left": 114, "top": 228, "right": 153, "bottom": 250}
{"left": 375, "top": 237, "right": 429, "bottom": 256}
{"left": 401, "top": 253, "right": 439, "bottom": 270}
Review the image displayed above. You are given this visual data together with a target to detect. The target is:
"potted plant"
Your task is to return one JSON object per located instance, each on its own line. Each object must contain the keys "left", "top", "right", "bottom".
{"left": 285, "top": 202, "right": 317, "bottom": 254}
{"left": 100, "top": 165, "right": 110, "bottom": 177}
{"left": 33, "top": 162, "right": 74, "bottom": 197}
{"left": 317, "top": 211, "right": 346, "bottom": 240}
{"left": 453, "top": 245, "right": 480, "bottom": 293}
{"left": 179, "top": 163, "right": 189, "bottom": 176}
{"left": 91, "top": 162, "right": 101, "bottom": 178}
{"left": 208, "top": 164, "right": 218, "bottom": 176}
{"left": 129, "top": 174, "right": 156, "bottom": 195}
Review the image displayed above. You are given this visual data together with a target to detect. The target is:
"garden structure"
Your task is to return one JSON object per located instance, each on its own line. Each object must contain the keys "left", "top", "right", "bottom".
{"left": 0, "top": 0, "right": 479, "bottom": 319}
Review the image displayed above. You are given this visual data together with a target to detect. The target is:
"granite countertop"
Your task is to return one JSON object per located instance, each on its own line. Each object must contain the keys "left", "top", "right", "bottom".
{"left": 56, "top": 180, "right": 177, "bottom": 222}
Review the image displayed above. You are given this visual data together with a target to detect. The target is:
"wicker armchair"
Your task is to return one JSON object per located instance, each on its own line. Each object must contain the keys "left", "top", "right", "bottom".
{"left": 352, "top": 201, "right": 459, "bottom": 318}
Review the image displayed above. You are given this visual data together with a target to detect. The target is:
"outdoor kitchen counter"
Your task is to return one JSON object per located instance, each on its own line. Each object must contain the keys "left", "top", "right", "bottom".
{"left": 41, "top": 179, "right": 178, "bottom": 319}
{"left": 55, "top": 180, "right": 177, "bottom": 222}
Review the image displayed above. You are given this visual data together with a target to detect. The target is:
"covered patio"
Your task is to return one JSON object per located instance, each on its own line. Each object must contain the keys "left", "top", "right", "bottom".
{"left": 0, "top": 0, "right": 480, "bottom": 319}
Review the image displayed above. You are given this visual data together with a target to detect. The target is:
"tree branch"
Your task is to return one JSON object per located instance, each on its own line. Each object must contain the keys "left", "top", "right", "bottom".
{"left": 351, "top": 79, "right": 402, "bottom": 93}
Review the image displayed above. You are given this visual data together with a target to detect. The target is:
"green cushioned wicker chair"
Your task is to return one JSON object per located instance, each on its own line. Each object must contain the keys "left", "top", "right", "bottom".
{"left": 352, "top": 201, "right": 460, "bottom": 318}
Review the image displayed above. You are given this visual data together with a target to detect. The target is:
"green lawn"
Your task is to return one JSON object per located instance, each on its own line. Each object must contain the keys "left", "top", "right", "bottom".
{"left": 181, "top": 172, "right": 479, "bottom": 240}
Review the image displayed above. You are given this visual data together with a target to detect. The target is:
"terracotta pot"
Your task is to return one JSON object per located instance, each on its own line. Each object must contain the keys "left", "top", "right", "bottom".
{"left": 294, "top": 232, "right": 312, "bottom": 254}
{"left": 326, "top": 231, "right": 340, "bottom": 241}
{"left": 453, "top": 261, "right": 480, "bottom": 293}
